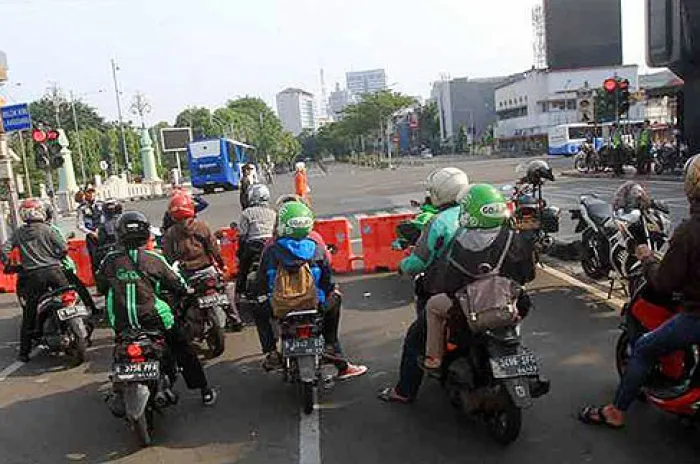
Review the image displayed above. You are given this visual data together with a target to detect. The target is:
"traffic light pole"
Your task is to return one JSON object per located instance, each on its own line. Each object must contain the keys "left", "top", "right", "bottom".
{"left": 0, "top": 132, "right": 22, "bottom": 235}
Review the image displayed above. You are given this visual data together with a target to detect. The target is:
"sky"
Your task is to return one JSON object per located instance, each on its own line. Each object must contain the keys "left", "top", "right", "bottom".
{"left": 0, "top": 0, "right": 652, "bottom": 124}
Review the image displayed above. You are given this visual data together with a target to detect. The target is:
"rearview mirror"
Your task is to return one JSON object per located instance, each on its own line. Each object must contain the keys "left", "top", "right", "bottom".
{"left": 230, "top": 222, "right": 239, "bottom": 230}
{"left": 409, "top": 200, "right": 421, "bottom": 208}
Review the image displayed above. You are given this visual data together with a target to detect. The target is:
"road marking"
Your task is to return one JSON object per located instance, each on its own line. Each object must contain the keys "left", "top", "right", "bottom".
{"left": 541, "top": 266, "right": 625, "bottom": 311}
{"left": 299, "top": 388, "right": 321, "bottom": 464}
{"left": 0, "top": 346, "right": 42, "bottom": 382}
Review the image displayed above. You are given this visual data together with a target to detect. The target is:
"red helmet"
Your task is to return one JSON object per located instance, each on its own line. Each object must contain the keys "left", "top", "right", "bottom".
{"left": 19, "top": 198, "right": 47, "bottom": 223}
{"left": 169, "top": 194, "right": 195, "bottom": 221}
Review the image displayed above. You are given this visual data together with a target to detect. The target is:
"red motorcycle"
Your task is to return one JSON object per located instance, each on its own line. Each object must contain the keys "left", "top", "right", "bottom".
{"left": 616, "top": 271, "right": 700, "bottom": 417}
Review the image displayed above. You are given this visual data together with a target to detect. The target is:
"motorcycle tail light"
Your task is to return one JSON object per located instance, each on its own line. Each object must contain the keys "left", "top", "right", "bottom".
{"left": 126, "top": 343, "right": 143, "bottom": 359}
{"left": 296, "top": 325, "right": 313, "bottom": 339}
{"left": 205, "top": 278, "right": 218, "bottom": 288}
{"left": 61, "top": 290, "right": 78, "bottom": 307}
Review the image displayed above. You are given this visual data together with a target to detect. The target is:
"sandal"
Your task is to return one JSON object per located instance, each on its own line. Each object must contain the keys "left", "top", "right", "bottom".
{"left": 578, "top": 406, "right": 624, "bottom": 429}
{"left": 377, "top": 387, "right": 411, "bottom": 404}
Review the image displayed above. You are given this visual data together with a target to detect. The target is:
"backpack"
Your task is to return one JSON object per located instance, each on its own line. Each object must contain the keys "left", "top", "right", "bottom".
{"left": 271, "top": 262, "right": 318, "bottom": 318}
{"left": 449, "top": 230, "right": 521, "bottom": 333}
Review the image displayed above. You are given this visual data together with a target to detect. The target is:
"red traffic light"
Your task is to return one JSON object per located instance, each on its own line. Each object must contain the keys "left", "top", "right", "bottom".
{"left": 46, "top": 130, "right": 59, "bottom": 141}
{"left": 603, "top": 78, "right": 618, "bottom": 93}
{"left": 619, "top": 79, "right": 630, "bottom": 90}
{"left": 31, "top": 129, "right": 47, "bottom": 143}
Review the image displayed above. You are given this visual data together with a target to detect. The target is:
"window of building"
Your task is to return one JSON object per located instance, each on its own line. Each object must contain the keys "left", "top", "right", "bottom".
{"left": 566, "top": 99, "right": 577, "bottom": 110}
{"left": 540, "top": 102, "right": 547, "bottom": 113}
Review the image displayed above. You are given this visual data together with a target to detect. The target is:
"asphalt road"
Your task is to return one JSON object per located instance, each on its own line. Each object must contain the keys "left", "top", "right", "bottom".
{"left": 4, "top": 156, "right": 696, "bottom": 463}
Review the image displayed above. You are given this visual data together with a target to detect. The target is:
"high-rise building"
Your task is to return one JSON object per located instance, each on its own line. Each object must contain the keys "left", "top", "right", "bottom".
{"left": 544, "top": 0, "right": 622, "bottom": 70}
{"left": 346, "top": 69, "right": 387, "bottom": 96}
{"left": 276, "top": 88, "right": 316, "bottom": 136}
{"left": 328, "top": 83, "right": 356, "bottom": 120}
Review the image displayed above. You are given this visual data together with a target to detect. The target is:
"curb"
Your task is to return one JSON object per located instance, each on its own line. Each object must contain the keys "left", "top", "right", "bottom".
{"left": 560, "top": 170, "right": 682, "bottom": 182}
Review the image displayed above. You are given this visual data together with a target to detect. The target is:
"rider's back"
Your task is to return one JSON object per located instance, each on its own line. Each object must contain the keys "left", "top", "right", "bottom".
{"left": 163, "top": 218, "right": 220, "bottom": 272}
{"left": 12, "top": 222, "right": 65, "bottom": 272}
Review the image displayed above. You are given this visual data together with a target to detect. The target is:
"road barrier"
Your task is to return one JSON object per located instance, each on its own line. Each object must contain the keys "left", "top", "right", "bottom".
{"left": 358, "top": 212, "right": 415, "bottom": 273}
{"left": 0, "top": 263, "right": 17, "bottom": 293}
{"left": 67, "top": 239, "right": 95, "bottom": 287}
{"left": 313, "top": 217, "right": 357, "bottom": 273}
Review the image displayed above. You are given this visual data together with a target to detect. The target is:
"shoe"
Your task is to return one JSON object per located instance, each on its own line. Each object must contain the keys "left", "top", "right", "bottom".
{"left": 262, "top": 351, "right": 283, "bottom": 371}
{"left": 17, "top": 354, "right": 30, "bottom": 363}
{"left": 201, "top": 387, "right": 217, "bottom": 406}
{"left": 337, "top": 363, "right": 368, "bottom": 380}
{"left": 228, "top": 321, "right": 243, "bottom": 333}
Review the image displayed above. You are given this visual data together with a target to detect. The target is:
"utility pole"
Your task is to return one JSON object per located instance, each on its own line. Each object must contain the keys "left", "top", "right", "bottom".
{"left": 70, "top": 91, "right": 87, "bottom": 186}
{"left": 47, "top": 83, "right": 63, "bottom": 128}
{"left": 111, "top": 59, "right": 129, "bottom": 174}
{"left": 17, "top": 131, "right": 32, "bottom": 197}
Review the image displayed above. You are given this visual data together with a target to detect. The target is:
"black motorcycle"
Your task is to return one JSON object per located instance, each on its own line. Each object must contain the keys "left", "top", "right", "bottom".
{"left": 108, "top": 329, "right": 178, "bottom": 447}
{"left": 183, "top": 266, "right": 229, "bottom": 358}
{"left": 653, "top": 143, "right": 687, "bottom": 175}
{"left": 35, "top": 286, "right": 91, "bottom": 366}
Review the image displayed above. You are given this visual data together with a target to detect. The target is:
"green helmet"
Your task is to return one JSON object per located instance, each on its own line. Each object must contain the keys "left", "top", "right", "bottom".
{"left": 277, "top": 201, "right": 314, "bottom": 239}
{"left": 459, "top": 184, "right": 510, "bottom": 229}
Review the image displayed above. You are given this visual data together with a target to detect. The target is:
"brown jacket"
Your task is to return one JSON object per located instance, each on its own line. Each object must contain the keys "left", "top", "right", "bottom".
{"left": 642, "top": 202, "right": 700, "bottom": 312}
{"left": 163, "top": 218, "right": 224, "bottom": 272}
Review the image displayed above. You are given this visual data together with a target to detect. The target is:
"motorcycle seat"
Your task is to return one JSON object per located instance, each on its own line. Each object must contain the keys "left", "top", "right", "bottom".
{"left": 646, "top": 381, "right": 692, "bottom": 401}
{"left": 581, "top": 197, "right": 613, "bottom": 224}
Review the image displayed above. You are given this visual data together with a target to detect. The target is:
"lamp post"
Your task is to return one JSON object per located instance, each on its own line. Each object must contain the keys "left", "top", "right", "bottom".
{"left": 111, "top": 59, "right": 129, "bottom": 174}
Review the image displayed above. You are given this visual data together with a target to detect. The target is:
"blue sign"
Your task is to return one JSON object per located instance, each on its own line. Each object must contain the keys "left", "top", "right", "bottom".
{"left": 1, "top": 103, "right": 32, "bottom": 132}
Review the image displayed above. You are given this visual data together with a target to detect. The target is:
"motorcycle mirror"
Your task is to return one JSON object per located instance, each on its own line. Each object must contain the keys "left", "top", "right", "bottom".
{"left": 409, "top": 200, "right": 421, "bottom": 208}
{"left": 501, "top": 184, "right": 514, "bottom": 193}
{"left": 230, "top": 221, "right": 239, "bottom": 230}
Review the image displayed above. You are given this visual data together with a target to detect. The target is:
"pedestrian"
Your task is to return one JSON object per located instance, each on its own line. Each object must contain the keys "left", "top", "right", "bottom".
{"left": 636, "top": 120, "right": 652, "bottom": 174}
{"left": 610, "top": 123, "right": 624, "bottom": 176}
{"left": 294, "top": 162, "right": 310, "bottom": 205}
{"left": 240, "top": 163, "right": 257, "bottom": 210}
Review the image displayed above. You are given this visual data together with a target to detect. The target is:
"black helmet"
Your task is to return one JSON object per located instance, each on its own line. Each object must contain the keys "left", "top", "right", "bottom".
{"left": 103, "top": 198, "right": 123, "bottom": 217}
{"left": 116, "top": 211, "right": 150, "bottom": 248}
{"left": 525, "top": 160, "right": 555, "bottom": 185}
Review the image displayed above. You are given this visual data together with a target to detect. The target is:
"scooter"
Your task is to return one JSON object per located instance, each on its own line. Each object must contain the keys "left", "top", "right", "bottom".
{"left": 183, "top": 266, "right": 229, "bottom": 358}
{"left": 35, "top": 286, "right": 91, "bottom": 366}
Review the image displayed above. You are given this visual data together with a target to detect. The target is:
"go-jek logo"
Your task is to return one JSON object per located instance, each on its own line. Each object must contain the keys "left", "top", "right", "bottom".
{"left": 288, "top": 217, "right": 313, "bottom": 228}
{"left": 480, "top": 203, "right": 508, "bottom": 218}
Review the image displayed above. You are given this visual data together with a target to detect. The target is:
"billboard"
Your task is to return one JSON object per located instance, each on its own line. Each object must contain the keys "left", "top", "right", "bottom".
{"left": 544, "top": 0, "right": 622, "bottom": 70}
{"left": 160, "top": 127, "right": 192, "bottom": 152}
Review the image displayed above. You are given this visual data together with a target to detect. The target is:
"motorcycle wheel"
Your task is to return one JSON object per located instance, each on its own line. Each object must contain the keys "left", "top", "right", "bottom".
{"left": 206, "top": 324, "right": 225, "bottom": 358}
{"left": 581, "top": 231, "right": 609, "bottom": 280}
{"left": 574, "top": 156, "right": 586, "bottom": 173}
{"left": 653, "top": 162, "right": 664, "bottom": 175}
{"left": 301, "top": 380, "right": 314, "bottom": 415}
{"left": 615, "top": 331, "right": 630, "bottom": 379}
{"left": 67, "top": 320, "right": 87, "bottom": 367}
{"left": 487, "top": 392, "right": 522, "bottom": 445}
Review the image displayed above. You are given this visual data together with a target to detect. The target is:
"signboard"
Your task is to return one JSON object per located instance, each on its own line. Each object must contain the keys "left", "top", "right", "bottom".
{"left": 1, "top": 103, "right": 31, "bottom": 132}
{"left": 160, "top": 127, "right": 193, "bottom": 152}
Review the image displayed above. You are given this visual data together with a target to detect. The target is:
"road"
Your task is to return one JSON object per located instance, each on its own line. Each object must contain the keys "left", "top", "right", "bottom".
{"left": 3, "top": 156, "right": 698, "bottom": 463}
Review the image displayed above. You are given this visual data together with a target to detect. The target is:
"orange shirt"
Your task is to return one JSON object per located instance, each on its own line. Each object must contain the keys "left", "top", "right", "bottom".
{"left": 295, "top": 171, "right": 308, "bottom": 200}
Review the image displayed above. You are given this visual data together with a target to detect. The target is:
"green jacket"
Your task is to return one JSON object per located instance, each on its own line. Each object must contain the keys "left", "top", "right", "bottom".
{"left": 638, "top": 129, "right": 651, "bottom": 148}
{"left": 611, "top": 130, "right": 622, "bottom": 149}
{"left": 399, "top": 205, "right": 461, "bottom": 276}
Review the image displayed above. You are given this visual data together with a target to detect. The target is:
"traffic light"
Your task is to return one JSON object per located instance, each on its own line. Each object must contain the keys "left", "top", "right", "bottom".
{"left": 618, "top": 79, "right": 631, "bottom": 115}
{"left": 32, "top": 129, "right": 50, "bottom": 170}
{"left": 46, "top": 129, "right": 64, "bottom": 169}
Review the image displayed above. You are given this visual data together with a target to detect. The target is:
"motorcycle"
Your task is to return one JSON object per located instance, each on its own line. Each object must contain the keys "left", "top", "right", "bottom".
{"left": 570, "top": 195, "right": 671, "bottom": 287}
{"left": 615, "top": 271, "right": 700, "bottom": 422}
{"left": 653, "top": 143, "right": 686, "bottom": 175}
{"left": 574, "top": 143, "right": 601, "bottom": 173}
{"left": 182, "top": 266, "right": 229, "bottom": 358}
{"left": 280, "top": 309, "right": 325, "bottom": 414}
{"left": 35, "top": 286, "right": 91, "bottom": 366}
{"left": 437, "top": 297, "right": 549, "bottom": 444}
{"left": 108, "top": 329, "right": 178, "bottom": 447}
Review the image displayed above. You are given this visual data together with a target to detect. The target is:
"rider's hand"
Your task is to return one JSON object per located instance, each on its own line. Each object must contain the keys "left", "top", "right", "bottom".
{"left": 635, "top": 245, "right": 653, "bottom": 261}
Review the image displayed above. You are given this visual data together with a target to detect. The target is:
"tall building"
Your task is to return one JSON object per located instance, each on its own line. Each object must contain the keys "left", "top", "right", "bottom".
{"left": 346, "top": 69, "right": 387, "bottom": 96}
{"left": 328, "top": 83, "right": 356, "bottom": 120}
{"left": 276, "top": 88, "right": 316, "bottom": 136}
{"left": 544, "top": 0, "right": 622, "bottom": 70}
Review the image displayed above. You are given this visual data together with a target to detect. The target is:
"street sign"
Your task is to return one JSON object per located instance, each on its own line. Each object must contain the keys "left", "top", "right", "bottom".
{"left": 1, "top": 103, "right": 32, "bottom": 132}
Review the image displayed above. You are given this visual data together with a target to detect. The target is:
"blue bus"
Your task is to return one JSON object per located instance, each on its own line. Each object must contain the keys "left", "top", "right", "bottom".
{"left": 187, "top": 138, "right": 255, "bottom": 193}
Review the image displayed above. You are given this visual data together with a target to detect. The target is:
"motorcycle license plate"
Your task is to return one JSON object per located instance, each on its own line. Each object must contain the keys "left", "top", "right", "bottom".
{"left": 490, "top": 353, "right": 539, "bottom": 379}
{"left": 57, "top": 305, "right": 89, "bottom": 321}
{"left": 114, "top": 361, "right": 160, "bottom": 382}
{"left": 198, "top": 294, "right": 228, "bottom": 308}
{"left": 283, "top": 337, "right": 324, "bottom": 356}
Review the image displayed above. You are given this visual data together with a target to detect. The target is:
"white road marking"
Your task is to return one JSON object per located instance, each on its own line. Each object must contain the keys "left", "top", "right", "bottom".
{"left": 299, "top": 387, "right": 321, "bottom": 464}
{"left": 0, "top": 346, "right": 43, "bottom": 382}
{"left": 541, "top": 266, "right": 625, "bottom": 311}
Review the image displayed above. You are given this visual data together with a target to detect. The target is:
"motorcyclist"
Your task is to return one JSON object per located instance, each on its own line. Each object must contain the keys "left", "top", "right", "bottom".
{"left": 161, "top": 189, "right": 208, "bottom": 233}
{"left": 162, "top": 194, "right": 225, "bottom": 278}
{"left": 394, "top": 194, "right": 438, "bottom": 249}
{"left": 2, "top": 199, "right": 69, "bottom": 362}
{"left": 255, "top": 201, "right": 367, "bottom": 379}
{"left": 97, "top": 211, "right": 217, "bottom": 405}
{"left": 235, "top": 184, "right": 276, "bottom": 299}
{"left": 75, "top": 186, "right": 103, "bottom": 274}
{"left": 579, "top": 155, "right": 700, "bottom": 429}
{"left": 636, "top": 120, "right": 652, "bottom": 174}
{"left": 93, "top": 198, "right": 123, "bottom": 275}
{"left": 423, "top": 184, "right": 536, "bottom": 371}
{"left": 378, "top": 167, "right": 470, "bottom": 403}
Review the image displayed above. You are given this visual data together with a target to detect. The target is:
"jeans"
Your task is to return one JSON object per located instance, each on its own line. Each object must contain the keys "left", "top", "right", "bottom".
{"left": 613, "top": 312, "right": 700, "bottom": 411}
{"left": 395, "top": 296, "right": 429, "bottom": 399}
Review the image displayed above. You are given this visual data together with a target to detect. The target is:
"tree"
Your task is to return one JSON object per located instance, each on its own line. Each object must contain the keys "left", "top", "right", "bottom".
{"left": 29, "top": 96, "right": 105, "bottom": 130}
{"left": 418, "top": 101, "right": 441, "bottom": 148}
{"left": 278, "top": 131, "right": 301, "bottom": 163}
{"left": 174, "top": 107, "right": 217, "bottom": 140}
{"left": 225, "top": 97, "right": 285, "bottom": 162}
{"left": 455, "top": 125, "right": 467, "bottom": 153}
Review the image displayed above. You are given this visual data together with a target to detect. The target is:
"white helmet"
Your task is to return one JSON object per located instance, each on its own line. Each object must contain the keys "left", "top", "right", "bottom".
{"left": 684, "top": 154, "right": 700, "bottom": 201}
{"left": 295, "top": 162, "right": 306, "bottom": 172}
{"left": 248, "top": 184, "right": 271, "bottom": 206}
{"left": 426, "top": 167, "right": 470, "bottom": 207}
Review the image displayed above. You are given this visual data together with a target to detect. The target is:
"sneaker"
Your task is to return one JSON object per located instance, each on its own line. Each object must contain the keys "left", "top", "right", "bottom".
{"left": 201, "top": 387, "right": 217, "bottom": 406}
{"left": 337, "top": 363, "right": 368, "bottom": 380}
{"left": 17, "top": 354, "right": 30, "bottom": 363}
{"left": 262, "top": 351, "right": 283, "bottom": 371}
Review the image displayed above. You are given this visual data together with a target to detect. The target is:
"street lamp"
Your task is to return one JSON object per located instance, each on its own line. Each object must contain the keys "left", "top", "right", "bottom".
{"left": 111, "top": 59, "right": 129, "bottom": 174}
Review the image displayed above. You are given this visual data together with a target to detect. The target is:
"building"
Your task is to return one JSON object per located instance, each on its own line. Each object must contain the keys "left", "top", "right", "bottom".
{"left": 328, "top": 83, "right": 356, "bottom": 120}
{"left": 544, "top": 0, "right": 622, "bottom": 70}
{"left": 493, "top": 65, "right": 641, "bottom": 151}
{"left": 430, "top": 75, "right": 517, "bottom": 144}
{"left": 346, "top": 69, "right": 387, "bottom": 96}
{"left": 639, "top": 70, "right": 683, "bottom": 125}
{"left": 276, "top": 88, "right": 316, "bottom": 136}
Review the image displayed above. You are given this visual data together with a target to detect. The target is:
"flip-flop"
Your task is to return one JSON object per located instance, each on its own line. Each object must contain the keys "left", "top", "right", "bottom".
{"left": 578, "top": 406, "right": 624, "bottom": 429}
{"left": 377, "top": 387, "right": 411, "bottom": 404}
